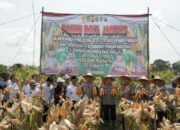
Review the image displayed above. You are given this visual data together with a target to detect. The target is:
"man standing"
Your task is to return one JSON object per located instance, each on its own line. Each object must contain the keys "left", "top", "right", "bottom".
{"left": 66, "top": 76, "right": 81, "bottom": 104}
{"left": 136, "top": 76, "right": 150, "bottom": 102}
{"left": 9, "top": 75, "right": 19, "bottom": 106}
{"left": 0, "top": 73, "right": 8, "bottom": 90}
{"left": 22, "top": 79, "right": 30, "bottom": 96}
{"left": 63, "top": 74, "right": 70, "bottom": 99}
{"left": 151, "top": 76, "right": 167, "bottom": 126}
{"left": 54, "top": 78, "right": 65, "bottom": 105}
{"left": 81, "top": 73, "right": 97, "bottom": 100}
{"left": 119, "top": 75, "right": 132, "bottom": 100}
{"left": 42, "top": 77, "right": 54, "bottom": 122}
{"left": 167, "top": 80, "right": 176, "bottom": 94}
{"left": 25, "top": 80, "right": 40, "bottom": 99}
{"left": 64, "top": 75, "right": 70, "bottom": 86}
{"left": 32, "top": 74, "right": 41, "bottom": 90}
{"left": 100, "top": 75, "right": 116, "bottom": 127}
{"left": 1, "top": 73, "right": 10, "bottom": 105}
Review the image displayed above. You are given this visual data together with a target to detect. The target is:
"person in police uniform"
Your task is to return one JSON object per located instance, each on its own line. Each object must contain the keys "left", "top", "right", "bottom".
{"left": 81, "top": 73, "right": 98, "bottom": 100}
{"left": 100, "top": 75, "right": 116, "bottom": 126}
{"left": 119, "top": 75, "right": 133, "bottom": 100}
{"left": 54, "top": 78, "right": 65, "bottom": 105}
{"left": 152, "top": 76, "right": 167, "bottom": 126}
{"left": 137, "top": 76, "right": 150, "bottom": 102}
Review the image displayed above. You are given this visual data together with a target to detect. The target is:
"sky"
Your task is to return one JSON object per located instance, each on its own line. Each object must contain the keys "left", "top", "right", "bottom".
{"left": 0, "top": 0, "right": 180, "bottom": 66}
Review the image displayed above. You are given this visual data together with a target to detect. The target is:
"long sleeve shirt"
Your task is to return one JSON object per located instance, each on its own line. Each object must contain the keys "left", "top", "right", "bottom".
{"left": 121, "top": 85, "right": 132, "bottom": 100}
{"left": 9, "top": 81, "right": 19, "bottom": 103}
{"left": 42, "top": 83, "right": 54, "bottom": 106}
{"left": 66, "top": 84, "right": 81, "bottom": 101}
{"left": 22, "top": 84, "right": 30, "bottom": 95}
{"left": 82, "top": 82, "right": 97, "bottom": 100}
{"left": 25, "top": 86, "right": 40, "bottom": 99}
{"left": 101, "top": 84, "right": 116, "bottom": 105}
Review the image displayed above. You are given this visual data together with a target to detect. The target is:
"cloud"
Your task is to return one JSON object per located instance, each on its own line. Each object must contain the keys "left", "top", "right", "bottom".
{"left": 0, "top": 27, "right": 29, "bottom": 47}
{"left": 152, "top": 10, "right": 164, "bottom": 20}
{"left": 0, "top": 1, "right": 15, "bottom": 11}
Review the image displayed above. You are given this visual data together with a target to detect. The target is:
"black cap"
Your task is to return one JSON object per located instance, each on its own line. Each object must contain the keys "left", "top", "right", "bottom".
{"left": 71, "top": 76, "right": 77, "bottom": 80}
{"left": 47, "top": 77, "right": 53, "bottom": 82}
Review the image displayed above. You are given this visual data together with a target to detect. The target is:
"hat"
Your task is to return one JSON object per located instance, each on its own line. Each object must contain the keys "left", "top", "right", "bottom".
{"left": 139, "top": 76, "right": 149, "bottom": 82}
{"left": 153, "top": 76, "right": 163, "bottom": 81}
{"left": 29, "top": 80, "right": 36, "bottom": 86}
{"left": 119, "top": 75, "right": 131, "bottom": 81}
{"left": 71, "top": 76, "right": 77, "bottom": 80}
{"left": 47, "top": 77, "right": 53, "bottom": 82}
{"left": 83, "top": 73, "right": 95, "bottom": 80}
{"left": 103, "top": 75, "right": 115, "bottom": 81}
{"left": 151, "top": 76, "right": 165, "bottom": 86}
{"left": 57, "top": 78, "right": 65, "bottom": 83}
{"left": 173, "top": 76, "right": 180, "bottom": 84}
{"left": 64, "top": 74, "right": 70, "bottom": 80}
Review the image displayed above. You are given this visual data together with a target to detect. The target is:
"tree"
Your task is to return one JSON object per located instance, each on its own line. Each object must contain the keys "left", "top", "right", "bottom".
{"left": 172, "top": 60, "right": 180, "bottom": 74}
{"left": 0, "top": 64, "right": 8, "bottom": 73}
{"left": 10, "top": 63, "right": 24, "bottom": 71}
{"left": 0, "top": 64, "right": 9, "bottom": 80}
{"left": 151, "top": 59, "right": 171, "bottom": 72}
{"left": 10, "top": 65, "right": 39, "bottom": 87}
{"left": 150, "top": 70, "right": 175, "bottom": 85}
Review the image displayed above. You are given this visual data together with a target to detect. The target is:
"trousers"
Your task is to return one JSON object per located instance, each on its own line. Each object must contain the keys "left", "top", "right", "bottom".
{"left": 102, "top": 104, "right": 116, "bottom": 121}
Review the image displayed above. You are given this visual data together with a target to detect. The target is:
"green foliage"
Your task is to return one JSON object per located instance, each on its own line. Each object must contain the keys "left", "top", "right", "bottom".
{"left": 150, "top": 70, "right": 175, "bottom": 85}
{"left": 10, "top": 63, "right": 24, "bottom": 71}
{"left": 151, "top": 59, "right": 171, "bottom": 72}
{"left": 0, "top": 58, "right": 179, "bottom": 86}
{"left": 172, "top": 60, "right": 180, "bottom": 74}
{"left": 0, "top": 64, "right": 8, "bottom": 73}
{"left": 12, "top": 65, "right": 39, "bottom": 86}
{"left": 0, "top": 64, "right": 39, "bottom": 87}
{"left": 12, "top": 65, "right": 38, "bottom": 77}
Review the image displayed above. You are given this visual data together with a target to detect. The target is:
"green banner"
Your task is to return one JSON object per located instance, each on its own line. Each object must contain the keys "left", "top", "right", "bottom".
{"left": 41, "top": 12, "right": 148, "bottom": 77}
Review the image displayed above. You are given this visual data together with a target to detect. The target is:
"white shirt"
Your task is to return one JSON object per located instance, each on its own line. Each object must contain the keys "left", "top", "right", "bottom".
{"left": 25, "top": 85, "right": 40, "bottom": 98}
{"left": 9, "top": 80, "right": 19, "bottom": 102}
{"left": 42, "top": 83, "right": 54, "bottom": 106}
{"left": 66, "top": 84, "right": 81, "bottom": 101}
{"left": 36, "top": 82, "right": 41, "bottom": 89}
{"left": 22, "top": 84, "right": 30, "bottom": 95}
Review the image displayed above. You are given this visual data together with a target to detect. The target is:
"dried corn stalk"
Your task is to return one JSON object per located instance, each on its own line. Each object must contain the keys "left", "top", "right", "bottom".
{"left": 158, "top": 118, "right": 175, "bottom": 130}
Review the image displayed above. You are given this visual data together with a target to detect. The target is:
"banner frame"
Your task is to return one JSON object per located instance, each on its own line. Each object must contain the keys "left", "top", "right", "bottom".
{"left": 40, "top": 10, "right": 150, "bottom": 77}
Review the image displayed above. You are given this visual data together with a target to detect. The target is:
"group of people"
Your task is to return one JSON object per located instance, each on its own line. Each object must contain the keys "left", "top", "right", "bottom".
{"left": 0, "top": 72, "right": 180, "bottom": 126}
